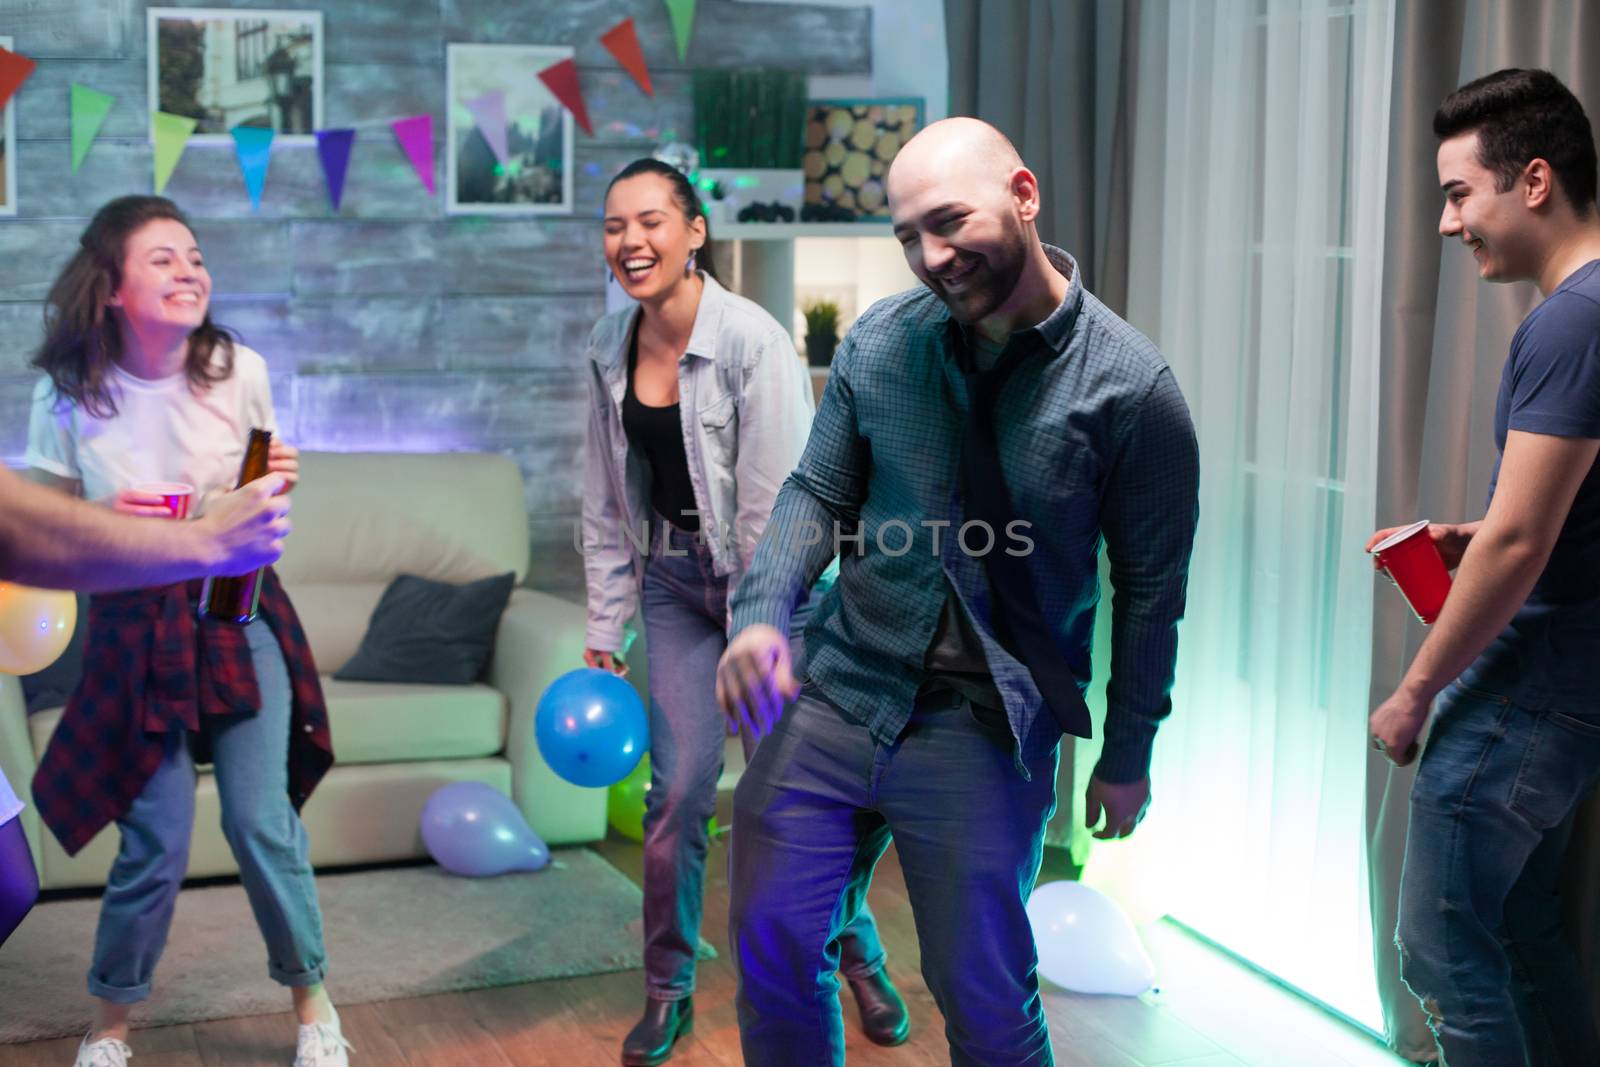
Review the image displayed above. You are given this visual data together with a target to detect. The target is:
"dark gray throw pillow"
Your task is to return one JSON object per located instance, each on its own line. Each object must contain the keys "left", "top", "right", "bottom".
{"left": 334, "top": 572, "right": 516, "bottom": 686}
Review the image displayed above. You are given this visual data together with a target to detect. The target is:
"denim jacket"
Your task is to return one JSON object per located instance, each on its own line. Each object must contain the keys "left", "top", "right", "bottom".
{"left": 581, "top": 272, "right": 815, "bottom": 651}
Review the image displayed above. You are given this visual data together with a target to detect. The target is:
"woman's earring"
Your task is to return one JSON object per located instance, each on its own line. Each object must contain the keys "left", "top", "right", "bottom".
{"left": 685, "top": 250, "right": 698, "bottom": 277}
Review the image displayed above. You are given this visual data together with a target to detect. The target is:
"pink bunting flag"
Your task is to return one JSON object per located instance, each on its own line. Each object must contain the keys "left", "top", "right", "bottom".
{"left": 0, "top": 45, "right": 37, "bottom": 111}
{"left": 464, "top": 90, "right": 510, "bottom": 168}
{"left": 538, "top": 58, "right": 593, "bottom": 137}
{"left": 600, "top": 18, "right": 653, "bottom": 97}
{"left": 391, "top": 114, "right": 435, "bottom": 195}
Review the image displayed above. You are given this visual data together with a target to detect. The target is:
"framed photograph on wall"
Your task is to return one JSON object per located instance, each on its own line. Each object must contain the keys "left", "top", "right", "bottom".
{"left": 803, "top": 98, "right": 924, "bottom": 221}
{"left": 446, "top": 44, "right": 574, "bottom": 216}
{"left": 0, "top": 37, "right": 16, "bottom": 217}
{"left": 147, "top": 8, "right": 323, "bottom": 146}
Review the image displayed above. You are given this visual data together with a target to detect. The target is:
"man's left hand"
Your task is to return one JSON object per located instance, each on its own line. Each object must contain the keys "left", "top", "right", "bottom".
{"left": 1369, "top": 690, "right": 1430, "bottom": 767}
{"left": 1085, "top": 775, "right": 1151, "bottom": 840}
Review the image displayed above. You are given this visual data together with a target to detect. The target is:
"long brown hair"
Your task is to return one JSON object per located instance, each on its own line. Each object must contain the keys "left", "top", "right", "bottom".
{"left": 32, "top": 195, "right": 236, "bottom": 419}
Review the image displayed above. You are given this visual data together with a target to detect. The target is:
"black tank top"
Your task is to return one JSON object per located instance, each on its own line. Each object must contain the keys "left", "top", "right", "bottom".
{"left": 621, "top": 325, "right": 701, "bottom": 531}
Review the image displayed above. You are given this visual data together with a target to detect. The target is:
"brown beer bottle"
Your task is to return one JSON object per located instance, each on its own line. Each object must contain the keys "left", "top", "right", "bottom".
{"left": 200, "top": 427, "right": 272, "bottom": 624}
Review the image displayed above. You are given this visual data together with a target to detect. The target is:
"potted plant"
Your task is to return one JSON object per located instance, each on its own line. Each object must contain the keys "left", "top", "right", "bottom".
{"left": 802, "top": 298, "right": 841, "bottom": 367}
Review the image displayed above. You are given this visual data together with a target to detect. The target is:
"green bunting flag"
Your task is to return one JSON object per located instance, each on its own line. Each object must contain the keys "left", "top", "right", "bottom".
{"left": 663, "top": 0, "right": 696, "bottom": 62}
{"left": 152, "top": 111, "right": 198, "bottom": 194}
{"left": 70, "top": 84, "right": 115, "bottom": 172}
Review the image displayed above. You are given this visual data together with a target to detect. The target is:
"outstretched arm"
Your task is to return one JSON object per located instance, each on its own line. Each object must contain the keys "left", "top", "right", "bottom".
{"left": 727, "top": 328, "right": 815, "bottom": 596}
{"left": 728, "top": 332, "right": 869, "bottom": 639}
{"left": 0, "top": 466, "right": 291, "bottom": 591}
{"left": 719, "top": 333, "right": 869, "bottom": 734}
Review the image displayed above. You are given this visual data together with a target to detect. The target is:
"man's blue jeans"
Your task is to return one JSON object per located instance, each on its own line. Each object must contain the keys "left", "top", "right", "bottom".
{"left": 89, "top": 619, "right": 328, "bottom": 1002}
{"left": 639, "top": 522, "right": 885, "bottom": 1001}
{"left": 1397, "top": 681, "right": 1600, "bottom": 1066}
{"left": 730, "top": 685, "right": 1058, "bottom": 1066}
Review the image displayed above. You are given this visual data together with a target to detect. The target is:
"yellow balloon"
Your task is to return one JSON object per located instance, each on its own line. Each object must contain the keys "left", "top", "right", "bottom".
{"left": 0, "top": 583, "right": 77, "bottom": 675}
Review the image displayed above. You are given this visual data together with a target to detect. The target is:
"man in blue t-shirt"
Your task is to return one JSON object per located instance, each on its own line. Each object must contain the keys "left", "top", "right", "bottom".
{"left": 1368, "top": 69, "right": 1600, "bottom": 1065}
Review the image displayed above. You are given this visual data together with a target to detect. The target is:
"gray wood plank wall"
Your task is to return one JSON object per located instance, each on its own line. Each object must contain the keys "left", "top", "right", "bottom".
{"left": 0, "top": 0, "right": 871, "bottom": 602}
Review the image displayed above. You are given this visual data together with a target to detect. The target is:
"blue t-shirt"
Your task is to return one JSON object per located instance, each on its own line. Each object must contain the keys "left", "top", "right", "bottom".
{"left": 1459, "top": 259, "right": 1600, "bottom": 714}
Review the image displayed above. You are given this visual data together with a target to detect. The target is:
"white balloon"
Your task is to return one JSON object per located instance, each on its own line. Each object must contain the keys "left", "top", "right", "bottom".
{"left": 1026, "top": 880, "right": 1156, "bottom": 996}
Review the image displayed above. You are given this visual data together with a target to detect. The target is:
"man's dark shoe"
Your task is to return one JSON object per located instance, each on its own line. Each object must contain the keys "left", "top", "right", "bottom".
{"left": 621, "top": 997, "right": 694, "bottom": 1066}
{"left": 846, "top": 968, "right": 910, "bottom": 1046}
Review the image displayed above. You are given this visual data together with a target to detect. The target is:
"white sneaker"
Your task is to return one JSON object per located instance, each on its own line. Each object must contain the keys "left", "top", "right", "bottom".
{"left": 292, "top": 1007, "right": 353, "bottom": 1067}
{"left": 73, "top": 1035, "right": 131, "bottom": 1067}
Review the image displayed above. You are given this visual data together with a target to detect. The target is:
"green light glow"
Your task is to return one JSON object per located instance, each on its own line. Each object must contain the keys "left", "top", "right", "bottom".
{"left": 1074, "top": 552, "right": 1385, "bottom": 1033}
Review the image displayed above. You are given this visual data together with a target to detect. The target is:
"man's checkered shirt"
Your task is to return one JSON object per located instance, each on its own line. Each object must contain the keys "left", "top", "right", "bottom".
{"left": 730, "top": 247, "right": 1199, "bottom": 782}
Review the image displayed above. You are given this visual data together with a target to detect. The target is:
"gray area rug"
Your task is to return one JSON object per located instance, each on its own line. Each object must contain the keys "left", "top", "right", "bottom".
{"left": 0, "top": 849, "right": 712, "bottom": 1043}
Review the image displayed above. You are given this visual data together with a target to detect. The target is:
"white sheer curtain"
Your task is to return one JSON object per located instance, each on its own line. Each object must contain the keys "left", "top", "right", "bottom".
{"left": 1117, "top": 0, "right": 1394, "bottom": 1028}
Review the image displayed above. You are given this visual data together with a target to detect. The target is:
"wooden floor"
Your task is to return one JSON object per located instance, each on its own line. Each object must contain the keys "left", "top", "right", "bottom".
{"left": 1, "top": 798, "right": 1411, "bottom": 1067}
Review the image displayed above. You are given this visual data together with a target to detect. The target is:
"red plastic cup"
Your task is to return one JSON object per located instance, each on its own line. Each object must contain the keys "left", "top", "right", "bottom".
{"left": 1371, "top": 520, "right": 1452, "bottom": 624}
{"left": 136, "top": 481, "right": 195, "bottom": 520}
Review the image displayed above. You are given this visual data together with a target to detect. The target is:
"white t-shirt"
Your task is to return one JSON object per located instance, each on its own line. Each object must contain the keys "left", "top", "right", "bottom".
{"left": 26, "top": 345, "right": 278, "bottom": 505}
{"left": 0, "top": 766, "right": 21, "bottom": 828}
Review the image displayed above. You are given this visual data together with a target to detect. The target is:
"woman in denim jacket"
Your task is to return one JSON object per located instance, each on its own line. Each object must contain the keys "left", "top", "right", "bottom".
{"left": 582, "top": 160, "right": 906, "bottom": 1065}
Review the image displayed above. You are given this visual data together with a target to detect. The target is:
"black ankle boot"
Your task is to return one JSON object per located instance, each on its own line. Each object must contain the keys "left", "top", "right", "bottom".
{"left": 846, "top": 968, "right": 910, "bottom": 1046}
{"left": 620, "top": 997, "right": 694, "bottom": 1066}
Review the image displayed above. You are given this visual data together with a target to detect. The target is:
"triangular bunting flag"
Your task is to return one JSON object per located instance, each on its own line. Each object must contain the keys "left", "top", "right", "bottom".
{"left": 70, "top": 84, "right": 116, "bottom": 172}
{"left": 391, "top": 114, "right": 435, "bottom": 195}
{"left": 0, "top": 46, "right": 37, "bottom": 112}
{"left": 538, "top": 58, "right": 592, "bottom": 137}
{"left": 315, "top": 128, "right": 356, "bottom": 212}
{"left": 152, "top": 112, "right": 198, "bottom": 194}
{"left": 230, "top": 126, "right": 274, "bottom": 212}
{"left": 464, "top": 90, "right": 510, "bottom": 168}
{"left": 600, "top": 19, "right": 653, "bottom": 97}
{"left": 663, "top": 0, "right": 696, "bottom": 63}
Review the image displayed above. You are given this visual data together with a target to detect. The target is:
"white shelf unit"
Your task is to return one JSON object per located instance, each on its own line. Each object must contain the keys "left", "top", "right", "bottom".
{"left": 711, "top": 224, "right": 903, "bottom": 353}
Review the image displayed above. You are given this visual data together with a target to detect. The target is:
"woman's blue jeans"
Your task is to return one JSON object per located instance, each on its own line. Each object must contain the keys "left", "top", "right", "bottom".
{"left": 639, "top": 521, "right": 886, "bottom": 1001}
{"left": 88, "top": 619, "right": 328, "bottom": 1002}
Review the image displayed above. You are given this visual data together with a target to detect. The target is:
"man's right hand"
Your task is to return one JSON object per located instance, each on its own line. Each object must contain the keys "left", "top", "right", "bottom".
{"left": 193, "top": 474, "right": 291, "bottom": 575}
{"left": 1367, "top": 521, "right": 1478, "bottom": 572}
{"left": 715, "top": 624, "right": 798, "bottom": 739}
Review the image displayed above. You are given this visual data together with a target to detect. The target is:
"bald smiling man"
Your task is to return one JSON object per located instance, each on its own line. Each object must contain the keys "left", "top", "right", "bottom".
{"left": 715, "top": 118, "right": 1200, "bottom": 1064}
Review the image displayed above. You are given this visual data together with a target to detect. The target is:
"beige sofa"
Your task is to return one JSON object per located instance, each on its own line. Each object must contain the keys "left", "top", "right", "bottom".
{"left": 0, "top": 451, "right": 609, "bottom": 890}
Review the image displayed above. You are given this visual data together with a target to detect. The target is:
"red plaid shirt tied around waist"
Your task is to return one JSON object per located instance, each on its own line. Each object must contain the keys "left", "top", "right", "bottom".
{"left": 32, "top": 568, "right": 332, "bottom": 855}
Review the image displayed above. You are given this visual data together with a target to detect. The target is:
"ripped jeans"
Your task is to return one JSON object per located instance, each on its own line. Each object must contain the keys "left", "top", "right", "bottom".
{"left": 1396, "top": 682, "right": 1600, "bottom": 1067}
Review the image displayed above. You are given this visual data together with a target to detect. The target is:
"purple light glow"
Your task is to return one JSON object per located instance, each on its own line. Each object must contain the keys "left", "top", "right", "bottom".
{"left": 289, "top": 433, "right": 490, "bottom": 455}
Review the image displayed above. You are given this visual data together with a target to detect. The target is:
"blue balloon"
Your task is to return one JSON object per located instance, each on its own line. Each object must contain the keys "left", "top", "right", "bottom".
{"left": 535, "top": 667, "right": 649, "bottom": 788}
{"left": 420, "top": 781, "right": 550, "bottom": 877}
